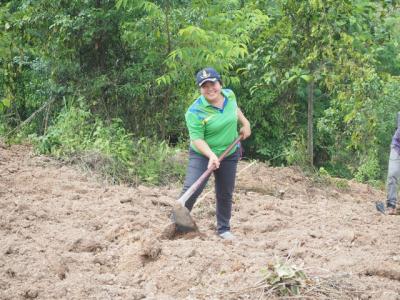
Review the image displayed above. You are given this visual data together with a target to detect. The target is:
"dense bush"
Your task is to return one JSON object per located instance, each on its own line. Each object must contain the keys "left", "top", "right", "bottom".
{"left": 33, "top": 105, "right": 185, "bottom": 185}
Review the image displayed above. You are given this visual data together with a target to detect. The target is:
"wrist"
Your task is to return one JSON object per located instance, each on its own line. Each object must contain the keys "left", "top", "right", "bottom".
{"left": 208, "top": 152, "right": 217, "bottom": 159}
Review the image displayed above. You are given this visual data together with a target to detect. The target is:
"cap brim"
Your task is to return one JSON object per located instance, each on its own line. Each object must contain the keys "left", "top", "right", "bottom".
{"left": 199, "top": 78, "right": 218, "bottom": 86}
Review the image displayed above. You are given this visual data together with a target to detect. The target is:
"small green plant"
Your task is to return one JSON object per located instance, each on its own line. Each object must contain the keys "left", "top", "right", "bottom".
{"left": 0, "top": 124, "right": 7, "bottom": 137}
{"left": 34, "top": 106, "right": 93, "bottom": 156}
{"left": 313, "top": 167, "right": 350, "bottom": 191}
{"left": 354, "top": 153, "right": 381, "bottom": 183}
{"left": 132, "top": 138, "right": 186, "bottom": 185}
{"left": 333, "top": 178, "right": 349, "bottom": 191}
{"left": 261, "top": 260, "right": 307, "bottom": 296}
{"left": 285, "top": 134, "right": 310, "bottom": 169}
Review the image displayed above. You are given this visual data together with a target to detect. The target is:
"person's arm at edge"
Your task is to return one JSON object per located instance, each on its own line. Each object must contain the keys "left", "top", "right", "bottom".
{"left": 238, "top": 108, "right": 251, "bottom": 140}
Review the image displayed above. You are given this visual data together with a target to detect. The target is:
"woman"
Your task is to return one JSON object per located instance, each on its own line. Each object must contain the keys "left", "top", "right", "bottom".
{"left": 180, "top": 67, "right": 251, "bottom": 240}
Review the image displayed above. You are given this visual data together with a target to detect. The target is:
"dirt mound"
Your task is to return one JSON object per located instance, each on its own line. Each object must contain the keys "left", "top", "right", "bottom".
{"left": 1, "top": 143, "right": 400, "bottom": 299}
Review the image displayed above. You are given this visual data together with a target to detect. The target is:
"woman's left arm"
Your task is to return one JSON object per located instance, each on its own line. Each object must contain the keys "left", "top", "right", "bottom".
{"left": 237, "top": 108, "right": 251, "bottom": 140}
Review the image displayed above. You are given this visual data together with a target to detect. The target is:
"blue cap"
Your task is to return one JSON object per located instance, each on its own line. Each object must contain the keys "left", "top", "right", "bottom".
{"left": 196, "top": 67, "right": 221, "bottom": 86}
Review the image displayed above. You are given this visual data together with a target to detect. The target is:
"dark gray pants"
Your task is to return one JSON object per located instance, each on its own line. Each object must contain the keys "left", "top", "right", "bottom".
{"left": 387, "top": 147, "right": 400, "bottom": 208}
{"left": 180, "top": 148, "right": 239, "bottom": 234}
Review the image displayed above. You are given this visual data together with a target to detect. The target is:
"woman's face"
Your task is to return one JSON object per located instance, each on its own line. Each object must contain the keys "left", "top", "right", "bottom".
{"left": 200, "top": 81, "right": 222, "bottom": 103}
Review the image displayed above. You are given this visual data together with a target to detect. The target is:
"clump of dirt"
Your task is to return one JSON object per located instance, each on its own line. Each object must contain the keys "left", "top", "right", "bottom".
{"left": 365, "top": 267, "right": 400, "bottom": 281}
{"left": 23, "top": 289, "right": 39, "bottom": 299}
{"left": 69, "top": 238, "right": 104, "bottom": 253}
{"left": 139, "top": 238, "right": 162, "bottom": 264}
{"left": 1, "top": 142, "right": 400, "bottom": 299}
{"left": 160, "top": 223, "right": 177, "bottom": 240}
{"left": 53, "top": 262, "right": 69, "bottom": 280}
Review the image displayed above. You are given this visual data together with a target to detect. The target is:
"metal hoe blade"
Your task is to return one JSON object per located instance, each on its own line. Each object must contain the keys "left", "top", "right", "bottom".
{"left": 171, "top": 205, "right": 198, "bottom": 233}
{"left": 375, "top": 201, "right": 386, "bottom": 214}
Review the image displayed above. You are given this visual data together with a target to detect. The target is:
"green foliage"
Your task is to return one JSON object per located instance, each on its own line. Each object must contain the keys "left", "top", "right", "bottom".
{"left": 33, "top": 106, "right": 185, "bottom": 185}
{"left": 284, "top": 134, "right": 309, "bottom": 168}
{"left": 0, "top": 97, "right": 11, "bottom": 111}
{"left": 318, "top": 76, "right": 400, "bottom": 180}
{"left": 237, "top": 86, "right": 291, "bottom": 163}
{"left": 0, "top": 126, "right": 5, "bottom": 136}
{"left": 2, "top": 0, "right": 400, "bottom": 186}
{"left": 315, "top": 167, "right": 350, "bottom": 191}
{"left": 237, "top": 0, "right": 400, "bottom": 183}
{"left": 132, "top": 138, "right": 186, "bottom": 185}
{"left": 35, "top": 106, "right": 92, "bottom": 156}
{"left": 354, "top": 152, "right": 381, "bottom": 184}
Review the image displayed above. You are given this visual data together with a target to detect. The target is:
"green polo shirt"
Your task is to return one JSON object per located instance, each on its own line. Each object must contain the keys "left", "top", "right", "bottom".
{"left": 185, "top": 88, "right": 239, "bottom": 157}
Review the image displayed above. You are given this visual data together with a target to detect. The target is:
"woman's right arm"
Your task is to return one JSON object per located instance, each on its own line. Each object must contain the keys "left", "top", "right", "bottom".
{"left": 192, "top": 139, "right": 220, "bottom": 169}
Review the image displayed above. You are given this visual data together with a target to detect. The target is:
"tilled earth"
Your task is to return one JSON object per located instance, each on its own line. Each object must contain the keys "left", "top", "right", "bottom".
{"left": 1, "top": 142, "right": 400, "bottom": 299}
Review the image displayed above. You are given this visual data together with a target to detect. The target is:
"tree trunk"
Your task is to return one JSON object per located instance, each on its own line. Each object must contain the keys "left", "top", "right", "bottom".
{"left": 165, "top": 0, "right": 171, "bottom": 54}
{"left": 161, "top": 0, "right": 172, "bottom": 139}
{"left": 307, "top": 79, "right": 314, "bottom": 167}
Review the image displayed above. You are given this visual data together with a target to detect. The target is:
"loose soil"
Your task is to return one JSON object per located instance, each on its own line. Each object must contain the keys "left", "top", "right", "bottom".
{"left": 1, "top": 142, "right": 400, "bottom": 299}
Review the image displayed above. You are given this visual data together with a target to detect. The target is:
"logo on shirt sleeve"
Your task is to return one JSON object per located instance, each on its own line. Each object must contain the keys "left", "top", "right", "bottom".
{"left": 202, "top": 115, "right": 214, "bottom": 125}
